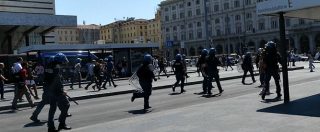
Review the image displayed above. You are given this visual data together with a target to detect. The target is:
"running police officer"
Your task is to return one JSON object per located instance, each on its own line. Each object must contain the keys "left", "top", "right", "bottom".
{"left": 131, "top": 54, "right": 157, "bottom": 111}
{"left": 204, "top": 48, "right": 224, "bottom": 95}
{"left": 241, "top": 52, "right": 256, "bottom": 84}
{"left": 171, "top": 54, "right": 186, "bottom": 93}
{"left": 197, "top": 49, "right": 209, "bottom": 94}
{"left": 261, "top": 41, "right": 282, "bottom": 100}
{"left": 30, "top": 56, "right": 55, "bottom": 123}
{"left": 47, "top": 53, "right": 71, "bottom": 132}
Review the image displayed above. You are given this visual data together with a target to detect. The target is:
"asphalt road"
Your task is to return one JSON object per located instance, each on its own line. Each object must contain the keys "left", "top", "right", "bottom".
{"left": 0, "top": 68, "right": 318, "bottom": 132}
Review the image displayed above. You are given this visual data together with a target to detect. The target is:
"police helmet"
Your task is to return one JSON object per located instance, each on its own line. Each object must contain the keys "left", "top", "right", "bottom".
{"left": 209, "top": 48, "right": 216, "bottom": 56}
{"left": 175, "top": 54, "right": 182, "bottom": 61}
{"left": 108, "top": 55, "right": 113, "bottom": 62}
{"left": 76, "top": 58, "right": 82, "bottom": 63}
{"left": 143, "top": 54, "right": 153, "bottom": 64}
{"left": 201, "top": 49, "right": 209, "bottom": 56}
{"left": 266, "top": 41, "right": 276, "bottom": 49}
{"left": 47, "top": 56, "right": 55, "bottom": 64}
{"left": 104, "top": 57, "right": 108, "bottom": 62}
{"left": 54, "top": 52, "right": 69, "bottom": 64}
{"left": 258, "top": 48, "right": 263, "bottom": 53}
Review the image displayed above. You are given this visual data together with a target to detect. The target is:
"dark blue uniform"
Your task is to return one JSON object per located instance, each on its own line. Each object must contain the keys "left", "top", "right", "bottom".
{"left": 47, "top": 63, "right": 70, "bottom": 131}
{"left": 241, "top": 54, "right": 256, "bottom": 84}
{"left": 172, "top": 60, "right": 186, "bottom": 93}
{"left": 205, "top": 56, "right": 223, "bottom": 94}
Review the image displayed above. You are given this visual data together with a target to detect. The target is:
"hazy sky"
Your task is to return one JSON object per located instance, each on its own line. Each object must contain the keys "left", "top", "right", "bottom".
{"left": 55, "top": 0, "right": 164, "bottom": 25}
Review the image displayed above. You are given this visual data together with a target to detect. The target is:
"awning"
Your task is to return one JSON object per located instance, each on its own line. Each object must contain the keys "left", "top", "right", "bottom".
{"left": 0, "top": 12, "right": 77, "bottom": 27}
{"left": 257, "top": 0, "right": 320, "bottom": 20}
{"left": 18, "top": 43, "right": 160, "bottom": 54}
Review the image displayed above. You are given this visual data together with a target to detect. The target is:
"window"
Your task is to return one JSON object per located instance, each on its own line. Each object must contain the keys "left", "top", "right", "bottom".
{"left": 180, "top": 12, "right": 185, "bottom": 19}
{"left": 166, "top": 28, "right": 170, "bottom": 32}
{"left": 188, "top": 10, "right": 192, "bottom": 17}
{"left": 286, "top": 19, "right": 291, "bottom": 27}
{"left": 225, "top": 17, "right": 230, "bottom": 23}
{"left": 299, "top": 19, "right": 305, "bottom": 25}
{"left": 197, "top": 30, "right": 202, "bottom": 39}
{"left": 215, "top": 18, "right": 220, "bottom": 24}
{"left": 187, "top": 2, "right": 191, "bottom": 6}
{"left": 180, "top": 25, "right": 185, "bottom": 30}
{"left": 196, "top": 8, "right": 201, "bottom": 15}
{"left": 196, "top": 0, "right": 200, "bottom": 5}
{"left": 165, "top": 8, "right": 168, "bottom": 12}
{"left": 258, "top": 22, "right": 265, "bottom": 30}
{"left": 197, "top": 22, "right": 202, "bottom": 27}
{"left": 224, "top": 3, "right": 229, "bottom": 10}
{"left": 173, "top": 26, "right": 177, "bottom": 31}
{"left": 271, "top": 20, "right": 278, "bottom": 29}
{"left": 188, "top": 31, "right": 194, "bottom": 40}
{"left": 214, "top": 5, "right": 219, "bottom": 12}
{"left": 216, "top": 29, "right": 221, "bottom": 36}
{"left": 245, "top": 0, "right": 251, "bottom": 5}
{"left": 246, "top": 13, "right": 252, "bottom": 19}
{"left": 181, "top": 33, "right": 186, "bottom": 41}
{"left": 165, "top": 16, "right": 169, "bottom": 21}
{"left": 172, "top": 6, "right": 176, "bottom": 10}
{"left": 235, "top": 15, "right": 241, "bottom": 21}
{"left": 179, "top": 3, "right": 184, "bottom": 8}
{"left": 188, "top": 23, "right": 193, "bottom": 28}
{"left": 234, "top": 0, "right": 240, "bottom": 8}
{"left": 236, "top": 25, "right": 242, "bottom": 34}
{"left": 246, "top": 23, "right": 253, "bottom": 32}
{"left": 172, "top": 14, "right": 177, "bottom": 20}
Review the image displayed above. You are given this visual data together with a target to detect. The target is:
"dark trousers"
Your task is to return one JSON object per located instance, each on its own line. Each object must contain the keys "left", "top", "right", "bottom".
{"left": 0, "top": 82, "right": 4, "bottom": 98}
{"left": 259, "top": 72, "right": 265, "bottom": 86}
{"left": 31, "top": 91, "right": 50, "bottom": 118}
{"left": 70, "top": 72, "right": 81, "bottom": 88}
{"left": 12, "top": 83, "right": 33, "bottom": 109}
{"left": 102, "top": 72, "right": 116, "bottom": 87}
{"left": 202, "top": 77, "right": 209, "bottom": 93}
{"left": 158, "top": 67, "right": 168, "bottom": 78}
{"left": 242, "top": 69, "right": 255, "bottom": 83}
{"left": 48, "top": 94, "right": 70, "bottom": 128}
{"left": 85, "top": 75, "right": 100, "bottom": 90}
{"left": 263, "top": 69, "right": 281, "bottom": 96}
{"left": 133, "top": 81, "right": 152, "bottom": 109}
{"left": 172, "top": 73, "right": 185, "bottom": 91}
{"left": 207, "top": 72, "right": 223, "bottom": 93}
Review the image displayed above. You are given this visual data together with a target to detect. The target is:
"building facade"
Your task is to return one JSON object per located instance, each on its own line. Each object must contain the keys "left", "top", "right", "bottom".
{"left": 159, "top": 0, "right": 320, "bottom": 58}
{"left": 78, "top": 24, "right": 100, "bottom": 44}
{"left": 55, "top": 27, "right": 80, "bottom": 44}
{"left": 0, "top": 0, "right": 55, "bottom": 14}
{"left": 101, "top": 18, "right": 158, "bottom": 44}
{"left": 147, "top": 10, "right": 163, "bottom": 49}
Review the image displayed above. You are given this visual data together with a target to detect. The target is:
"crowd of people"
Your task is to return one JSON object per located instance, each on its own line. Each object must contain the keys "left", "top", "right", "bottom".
{"left": 0, "top": 40, "right": 319, "bottom": 131}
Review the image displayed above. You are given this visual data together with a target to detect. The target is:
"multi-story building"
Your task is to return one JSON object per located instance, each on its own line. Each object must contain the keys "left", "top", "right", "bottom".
{"left": 159, "top": 0, "right": 320, "bottom": 57}
{"left": 0, "top": 0, "right": 76, "bottom": 54}
{"left": 100, "top": 18, "right": 150, "bottom": 44}
{"left": 78, "top": 24, "right": 100, "bottom": 44}
{"left": 55, "top": 24, "right": 100, "bottom": 44}
{"left": 147, "top": 10, "right": 162, "bottom": 48}
{"left": 55, "top": 27, "right": 80, "bottom": 44}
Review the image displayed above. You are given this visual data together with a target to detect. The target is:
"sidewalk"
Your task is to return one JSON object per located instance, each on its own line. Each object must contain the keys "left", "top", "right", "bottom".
{"left": 0, "top": 65, "right": 304, "bottom": 111}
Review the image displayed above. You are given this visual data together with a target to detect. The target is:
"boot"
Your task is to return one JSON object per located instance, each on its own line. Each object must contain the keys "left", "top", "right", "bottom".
{"left": 48, "top": 127, "right": 58, "bottom": 132}
{"left": 58, "top": 123, "right": 72, "bottom": 131}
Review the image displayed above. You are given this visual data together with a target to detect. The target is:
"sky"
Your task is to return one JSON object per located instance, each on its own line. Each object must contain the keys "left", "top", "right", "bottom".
{"left": 55, "top": 0, "right": 164, "bottom": 25}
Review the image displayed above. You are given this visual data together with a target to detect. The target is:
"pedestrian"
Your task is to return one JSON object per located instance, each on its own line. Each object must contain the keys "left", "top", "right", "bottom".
{"left": 182, "top": 54, "right": 190, "bottom": 78}
{"left": 11, "top": 57, "right": 23, "bottom": 102}
{"left": 70, "top": 58, "right": 82, "bottom": 89}
{"left": 204, "top": 48, "right": 224, "bottom": 95}
{"left": 84, "top": 60, "right": 98, "bottom": 91}
{"left": 25, "top": 61, "right": 39, "bottom": 100}
{"left": 257, "top": 48, "right": 265, "bottom": 88}
{"left": 308, "top": 54, "right": 315, "bottom": 72}
{"left": 34, "top": 62, "right": 44, "bottom": 85}
{"left": 157, "top": 57, "right": 169, "bottom": 79}
{"left": 0, "top": 63, "right": 8, "bottom": 100}
{"left": 102, "top": 55, "right": 118, "bottom": 88}
{"left": 225, "top": 55, "right": 234, "bottom": 71}
{"left": 195, "top": 56, "right": 201, "bottom": 77}
{"left": 261, "top": 41, "right": 282, "bottom": 100}
{"left": 11, "top": 62, "right": 35, "bottom": 110}
{"left": 47, "top": 53, "right": 71, "bottom": 132}
{"left": 171, "top": 54, "right": 186, "bottom": 93}
{"left": 241, "top": 52, "right": 256, "bottom": 84}
{"left": 198, "top": 49, "right": 209, "bottom": 94}
{"left": 131, "top": 54, "right": 157, "bottom": 111}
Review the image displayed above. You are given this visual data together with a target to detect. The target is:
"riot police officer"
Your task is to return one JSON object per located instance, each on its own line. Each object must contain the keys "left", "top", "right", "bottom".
{"left": 204, "top": 48, "right": 224, "bottom": 95}
{"left": 261, "top": 41, "right": 282, "bottom": 100}
{"left": 102, "top": 55, "right": 117, "bottom": 88}
{"left": 241, "top": 52, "right": 256, "bottom": 84}
{"left": 197, "top": 49, "right": 209, "bottom": 94}
{"left": 47, "top": 53, "right": 71, "bottom": 132}
{"left": 171, "top": 54, "right": 186, "bottom": 93}
{"left": 131, "top": 54, "right": 157, "bottom": 110}
{"left": 30, "top": 56, "right": 55, "bottom": 123}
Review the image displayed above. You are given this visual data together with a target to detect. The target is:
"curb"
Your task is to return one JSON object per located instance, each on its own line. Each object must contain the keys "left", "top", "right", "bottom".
{"left": 0, "top": 67, "right": 304, "bottom": 111}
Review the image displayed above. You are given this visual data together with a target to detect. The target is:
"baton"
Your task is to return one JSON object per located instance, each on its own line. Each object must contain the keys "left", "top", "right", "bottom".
{"left": 66, "top": 94, "right": 79, "bottom": 105}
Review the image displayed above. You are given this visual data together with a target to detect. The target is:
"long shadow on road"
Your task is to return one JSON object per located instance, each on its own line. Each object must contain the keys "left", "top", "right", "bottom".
{"left": 257, "top": 93, "right": 320, "bottom": 117}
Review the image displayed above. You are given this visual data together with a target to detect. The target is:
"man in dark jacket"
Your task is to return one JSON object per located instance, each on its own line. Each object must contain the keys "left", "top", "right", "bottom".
{"left": 205, "top": 48, "right": 224, "bottom": 95}
{"left": 171, "top": 54, "right": 186, "bottom": 93}
{"left": 241, "top": 52, "right": 256, "bottom": 84}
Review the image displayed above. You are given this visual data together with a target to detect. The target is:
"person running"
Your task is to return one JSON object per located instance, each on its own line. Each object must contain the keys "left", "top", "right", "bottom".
{"left": 308, "top": 54, "right": 315, "bottom": 72}
{"left": 131, "top": 54, "right": 157, "bottom": 111}
{"left": 0, "top": 63, "right": 8, "bottom": 100}
{"left": 157, "top": 57, "right": 169, "bottom": 79}
{"left": 225, "top": 55, "right": 234, "bottom": 71}
{"left": 102, "top": 55, "right": 118, "bottom": 88}
{"left": 25, "top": 61, "right": 39, "bottom": 100}
{"left": 171, "top": 54, "right": 186, "bottom": 93}
{"left": 241, "top": 52, "right": 256, "bottom": 84}
{"left": 204, "top": 48, "right": 224, "bottom": 95}
{"left": 70, "top": 58, "right": 82, "bottom": 89}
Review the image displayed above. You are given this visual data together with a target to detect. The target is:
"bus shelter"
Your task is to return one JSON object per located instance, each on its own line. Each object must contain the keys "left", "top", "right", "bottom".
{"left": 257, "top": 0, "right": 320, "bottom": 103}
{"left": 18, "top": 43, "right": 159, "bottom": 76}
